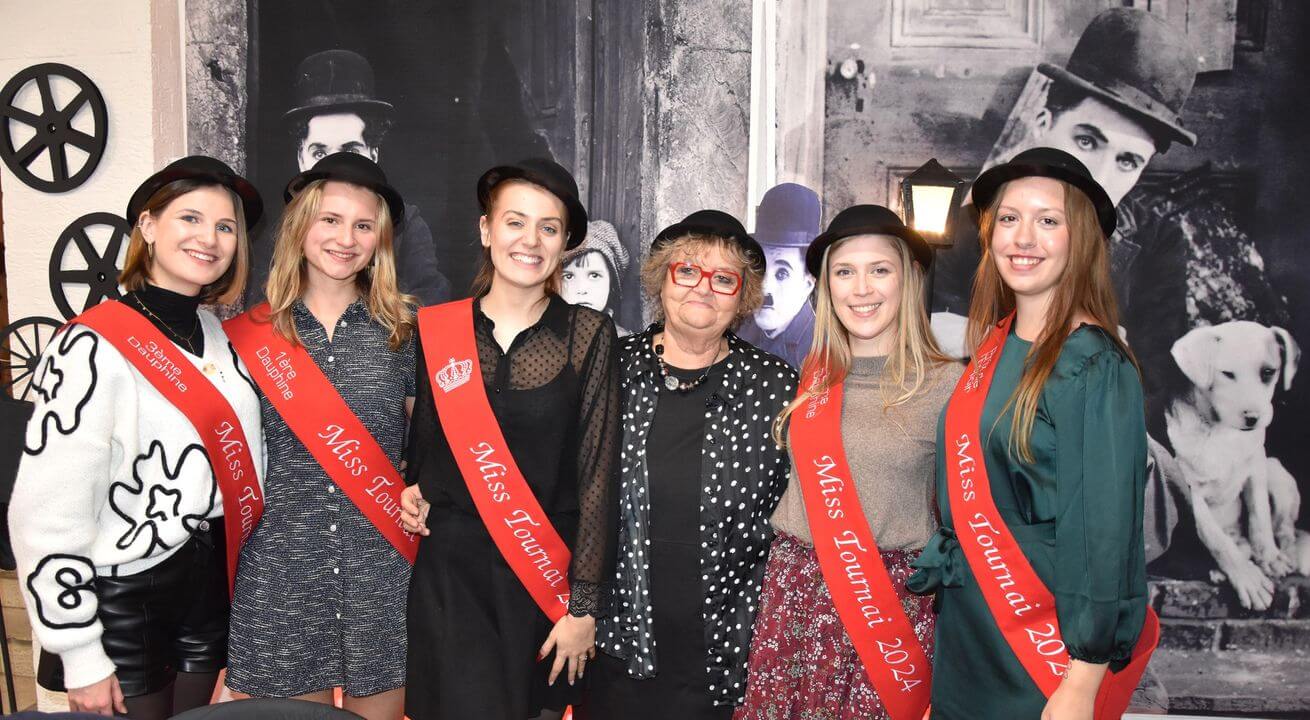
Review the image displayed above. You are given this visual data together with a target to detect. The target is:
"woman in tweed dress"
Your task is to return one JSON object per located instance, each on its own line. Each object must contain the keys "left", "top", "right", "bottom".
{"left": 225, "top": 153, "right": 417, "bottom": 720}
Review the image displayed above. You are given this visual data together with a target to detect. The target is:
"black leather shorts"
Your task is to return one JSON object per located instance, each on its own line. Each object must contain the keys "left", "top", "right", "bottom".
{"left": 38, "top": 520, "right": 229, "bottom": 697}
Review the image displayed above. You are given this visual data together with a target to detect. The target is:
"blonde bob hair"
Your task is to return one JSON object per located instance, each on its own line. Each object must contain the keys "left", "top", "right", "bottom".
{"left": 263, "top": 179, "right": 415, "bottom": 351}
{"left": 772, "top": 233, "right": 950, "bottom": 447}
{"left": 119, "top": 179, "right": 251, "bottom": 306}
{"left": 640, "top": 233, "right": 764, "bottom": 323}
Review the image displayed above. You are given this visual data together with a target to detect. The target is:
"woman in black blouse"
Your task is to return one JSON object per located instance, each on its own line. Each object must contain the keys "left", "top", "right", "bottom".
{"left": 580, "top": 211, "right": 798, "bottom": 720}
{"left": 398, "top": 158, "right": 620, "bottom": 720}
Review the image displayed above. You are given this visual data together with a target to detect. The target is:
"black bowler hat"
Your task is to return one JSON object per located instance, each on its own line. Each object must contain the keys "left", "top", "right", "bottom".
{"left": 652, "top": 209, "right": 765, "bottom": 275}
{"left": 755, "top": 183, "right": 822, "bottom": 249}
{"left": 126, "top": 155, "right": 264, "bottom": 229}
{"left": 970, "top": 147, "right": 1117, "bottom": 237}
{"left": 805, "top": 205, "right": 931, "bottom": 277}
{"left": 285, "top": 152, "right": 406, "bottom": 229}
{"left": 477, "top": 158, "right": 589, "bottom": 249}
{"left": 1038, "top": 7, "right": 1198, "bottom": 148}
{"left": 283, "top": 49, "right": 395, "bottom": 123}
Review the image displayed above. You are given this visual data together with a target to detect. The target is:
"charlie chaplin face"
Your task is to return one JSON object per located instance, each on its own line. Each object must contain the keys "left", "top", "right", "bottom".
{"left": 1034, "top": 95, "right": 1157, "bottom": 206}
{"left": 561, "top": 251, "right": 613, "bottom": 312}
{"left": 297, "top": 113, "right": 378, "bottom": 172}
{"left": 755, "top": 245, "right": 814, "bottom": 336}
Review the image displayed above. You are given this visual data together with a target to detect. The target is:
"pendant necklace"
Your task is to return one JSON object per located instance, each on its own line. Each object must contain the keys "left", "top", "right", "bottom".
{"left": 654, "top": 333, "right": 723, "bottom": 393}
{"left": 126, "top": 295, "right": 222, "bottom": 378}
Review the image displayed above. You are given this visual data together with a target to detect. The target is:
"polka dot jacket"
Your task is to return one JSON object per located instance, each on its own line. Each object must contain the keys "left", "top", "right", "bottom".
{"left": 597, "top": 325, "right": 798, "bottom": 706}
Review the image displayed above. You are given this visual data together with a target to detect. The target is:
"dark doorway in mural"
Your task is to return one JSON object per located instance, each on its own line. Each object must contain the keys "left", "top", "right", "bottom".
{"left": 243, "top": 0, "right": 646, "bottom": 333}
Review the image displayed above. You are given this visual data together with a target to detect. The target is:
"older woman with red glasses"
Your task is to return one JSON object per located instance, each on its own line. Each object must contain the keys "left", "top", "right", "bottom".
{"left": 582, "top": 211, "right": 798, "bottom": 720}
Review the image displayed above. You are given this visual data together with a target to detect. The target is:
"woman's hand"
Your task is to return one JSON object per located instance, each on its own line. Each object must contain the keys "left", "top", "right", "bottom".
{"left": 400, "top": 484, "right": 430, "bottom": 536}
{"left": 539, "top": 614, "right": 597, "bottom": 686}
{"left": 68, "top": 672, "right": 126, "bottom": 716}
{"left": 1040, "top": 660, "right": 1106, "bottom": 720}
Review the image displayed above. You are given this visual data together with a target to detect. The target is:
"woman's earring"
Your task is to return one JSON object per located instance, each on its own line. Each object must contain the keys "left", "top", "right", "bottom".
{"left": 146, "top": 242, "right": 155, "bottom": 259}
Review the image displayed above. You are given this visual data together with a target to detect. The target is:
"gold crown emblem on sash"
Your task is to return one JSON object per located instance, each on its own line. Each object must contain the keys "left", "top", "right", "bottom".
{"left": 436, "top": 357, "right": 474, "bottom": 393}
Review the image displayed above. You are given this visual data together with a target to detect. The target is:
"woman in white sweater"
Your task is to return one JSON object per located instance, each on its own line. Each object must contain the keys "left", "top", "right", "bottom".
{"left": 9, "top": 156, "right": 266, "bottom": 719}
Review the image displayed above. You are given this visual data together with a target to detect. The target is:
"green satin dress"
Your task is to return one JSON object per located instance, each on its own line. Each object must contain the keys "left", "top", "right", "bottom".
{"left": 909, "top": 325, "right": 1149, "bottom": 719}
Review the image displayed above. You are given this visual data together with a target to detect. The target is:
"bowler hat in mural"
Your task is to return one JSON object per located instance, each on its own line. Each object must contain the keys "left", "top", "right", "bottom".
{"left": 283, "top": 49, "right": 395, "bottom": 123}
{"left": 477, "top": 158, "right": 589, "bottom": 249}
{"left": 127, "top": 155, "right": 264, "bottom": 229}
{"left": 754, "top": 183, "right": 822, "bottom": 249}
{"left": 1038, "top": 7, "right": 1199, "bottom": 148}
{"left": 971, "top": 146, "right": 1117, "bottom": 238}
{"left": 285, "top": 152, "right": 406, "bottom": 229}
{"left": 653, "top": 209, "right": 766, "bottom": 276}
{"left": 805, "top": 205, "right": 932, "bottom": 277}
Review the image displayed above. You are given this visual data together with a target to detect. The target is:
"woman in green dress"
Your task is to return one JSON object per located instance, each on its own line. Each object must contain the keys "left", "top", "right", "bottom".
{"left": 908, "top": 147, "right": 1152, "bottom": 720}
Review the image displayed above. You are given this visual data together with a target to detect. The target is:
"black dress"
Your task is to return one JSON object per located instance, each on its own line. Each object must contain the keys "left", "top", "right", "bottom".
{"left": 586, "top": 359, "right": 732, "bottom": 720}
{"left": 404, "top": 296, "right": 620, "bottom": 720}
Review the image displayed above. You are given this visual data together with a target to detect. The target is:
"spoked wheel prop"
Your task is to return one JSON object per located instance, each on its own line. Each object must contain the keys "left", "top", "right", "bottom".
{"left": 0, "top": 316, "right": 61, "bottom": 402}
{"left": 0, "top": 63, "right": 109, "bottom": 193}
{"left": 50, "top": 211, "right": 130, "bottom": 320}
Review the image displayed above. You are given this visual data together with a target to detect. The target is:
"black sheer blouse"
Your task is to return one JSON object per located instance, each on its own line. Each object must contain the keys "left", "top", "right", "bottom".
{"left": 405, "top": 295, "right": 620, "bottom": 615}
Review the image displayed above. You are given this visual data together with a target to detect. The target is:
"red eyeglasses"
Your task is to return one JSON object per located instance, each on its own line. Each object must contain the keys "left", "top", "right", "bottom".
{"left": 668, "top": 261, "right": 742, "bottom": 295}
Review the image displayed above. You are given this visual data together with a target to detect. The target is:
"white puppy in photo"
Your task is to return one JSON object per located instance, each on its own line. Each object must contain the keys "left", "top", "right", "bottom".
{"left": 1167, "top": 321, "right": 1309, "bottom": 610}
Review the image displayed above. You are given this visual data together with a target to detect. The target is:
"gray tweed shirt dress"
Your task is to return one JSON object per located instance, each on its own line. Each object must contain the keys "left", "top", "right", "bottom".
{"left": 227, "top": 300, "right": 415, "bottom": 697}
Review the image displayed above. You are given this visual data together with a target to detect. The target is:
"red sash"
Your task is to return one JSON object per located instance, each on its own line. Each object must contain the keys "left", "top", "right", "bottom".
{"left": 943, "top": 314, "right": 1159, "bottom": 718}
{"left": 417, "top": 299, "right": 571, "bottom": 621}
{"left": 789, "top": 364, "right": 931, "bottom": 720}
{"left": 224, "top": 305, "right": 418, "bottom": 563}
{"left": 72, "top": 300, "right": 263, "bottom": 595}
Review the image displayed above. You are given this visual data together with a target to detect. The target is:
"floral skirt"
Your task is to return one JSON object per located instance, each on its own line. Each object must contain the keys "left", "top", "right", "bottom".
{"left": 734, "top": 532, "right": 935, "bottom": 720}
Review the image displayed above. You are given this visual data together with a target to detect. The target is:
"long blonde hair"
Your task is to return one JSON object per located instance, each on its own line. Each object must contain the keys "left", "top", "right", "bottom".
{"left": 772, "top": 234, "right": 949, "bottom": 446}
{"left": 967, "top": 178, "right": 1135, "bottom": 461}
{"left": 263, "top": 179, "right": 415, "bottom": 350}
{"left": 119, "top": 179, "right": 250, "bottom": 305}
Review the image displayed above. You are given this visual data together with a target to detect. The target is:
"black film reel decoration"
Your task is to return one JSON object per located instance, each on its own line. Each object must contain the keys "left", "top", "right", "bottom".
{"left": 0, "top": 63, "right": 109, "bottom": 193}
{"left": 50, "top": 212, "right": 129, "bottom": 320}
{"left": 0, "top": 316, "right": 61, "bottom": 402}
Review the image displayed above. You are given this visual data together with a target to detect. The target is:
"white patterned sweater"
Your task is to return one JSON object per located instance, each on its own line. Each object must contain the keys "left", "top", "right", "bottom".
{"left": 8, "top": 310, "right": 265, "bottom": 689}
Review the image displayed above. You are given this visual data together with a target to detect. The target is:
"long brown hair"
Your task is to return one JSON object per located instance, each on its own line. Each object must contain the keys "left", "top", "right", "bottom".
{"left": 772, "top": 234, "right": 950, "bottom": 447}
{"left": 967, "top": 178, "right": 1135, "bottom": 461}
{"left": 119, "top": 179, "right": 250, "bottom": 305}
{"left": 263, "top": 179, "right": 415, "bottom": 350}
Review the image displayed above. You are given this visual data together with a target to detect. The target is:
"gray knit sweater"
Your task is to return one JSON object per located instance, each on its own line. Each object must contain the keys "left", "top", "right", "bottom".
{"left": 770, "top": 355, "right": 963, "bottom": 550}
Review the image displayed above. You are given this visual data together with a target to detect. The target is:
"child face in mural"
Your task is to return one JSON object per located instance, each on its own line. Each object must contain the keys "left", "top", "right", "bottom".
{"left": 990, "top": 177, "right": 1071, "bottom": 309}
{"left": 297, "top": 112, "right": 378, "bottom": 172}
{"left": 827, "top": 234, "right": 903, "bottom": 356}
{"left": 302, "top": 181, "right": 381, "bottom": 285}
{"left": 756, "top": 245, "right": 815, "bottom": 337}
{"left": 1034, "top": 95, "right": 1157, "bottom": 206}
{"left": 480, "top": 181, "right": 568, "bottom": 292}
{"left": 561, "top": 251, "right": 613, "bottom": 313}
{"left": 140, "top": 186, "right": 239, "bottom": 297}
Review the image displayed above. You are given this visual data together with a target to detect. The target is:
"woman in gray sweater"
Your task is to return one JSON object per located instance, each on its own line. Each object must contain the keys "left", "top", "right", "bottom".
{"left": 736, "top": 205, "right": 963, "bottom": 720}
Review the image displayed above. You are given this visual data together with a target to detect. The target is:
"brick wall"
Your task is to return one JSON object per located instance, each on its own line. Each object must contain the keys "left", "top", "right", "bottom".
{"left": 1148, "top": 577, "right": 1310, "bottom": 713}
